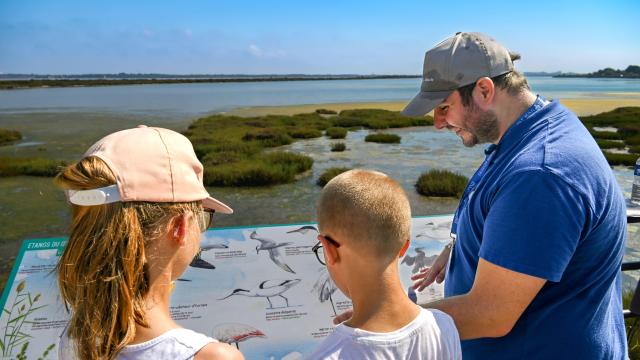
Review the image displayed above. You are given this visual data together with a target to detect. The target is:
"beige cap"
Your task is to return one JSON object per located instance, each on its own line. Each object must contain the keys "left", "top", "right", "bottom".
{"left": 403, "top": 32, "right": 518, "bottom": 116}
{"left": 68, "top": 125, "right": 232, "bottom": 214}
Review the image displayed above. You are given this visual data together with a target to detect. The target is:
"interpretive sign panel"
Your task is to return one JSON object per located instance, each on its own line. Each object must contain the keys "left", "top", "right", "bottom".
{"left": 0, "top": 215, "right": 451, "bottom": 359}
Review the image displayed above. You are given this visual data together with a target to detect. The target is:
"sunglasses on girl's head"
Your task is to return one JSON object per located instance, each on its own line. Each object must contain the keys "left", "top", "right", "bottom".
{"left": 196, "top": 209, "right": 215, "bottom": 233}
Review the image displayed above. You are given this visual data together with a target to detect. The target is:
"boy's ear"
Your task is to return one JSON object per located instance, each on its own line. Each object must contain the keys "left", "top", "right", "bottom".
{"left": 169, "top": 213, "right": 189, "bottom": 246}
{"left": 398, "top": 239, "right": 410, "bottom": 258}
{"left": 319, "top": 235, "right": 340, "bottom": 265}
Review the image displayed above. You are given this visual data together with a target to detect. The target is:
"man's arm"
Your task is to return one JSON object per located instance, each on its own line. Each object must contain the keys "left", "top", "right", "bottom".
{"left": 424, "top": 257, "right": 545, "bottom": 340}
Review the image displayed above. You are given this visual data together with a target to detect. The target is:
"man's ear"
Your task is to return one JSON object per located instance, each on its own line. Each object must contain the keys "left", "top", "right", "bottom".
{"left": 473, "top": 77, "right": 495, "bottom": 108}
{"left": 169, "top": 213, "right": 190, "bottom": 246}
{"left": 319, "top": 235, "right": 340, "bottom": 265}
{"left": 398, "top": 239, "right": 410, "bottom": 258}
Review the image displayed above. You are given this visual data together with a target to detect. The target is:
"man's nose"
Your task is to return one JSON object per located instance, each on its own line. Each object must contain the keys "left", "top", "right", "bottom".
{"left": 433, "top": 112, "right": 447, "bottom": 129}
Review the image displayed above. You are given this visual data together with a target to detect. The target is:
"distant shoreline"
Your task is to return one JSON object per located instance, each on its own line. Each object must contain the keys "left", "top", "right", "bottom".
{"left": 3, "top": 73, "right": 640, "bottom": 90}
{"left": 0, "top": 75, "right": 421, "bottom": 90}
{"left": 554, "top": 74, "right": 640, "bottom": 79}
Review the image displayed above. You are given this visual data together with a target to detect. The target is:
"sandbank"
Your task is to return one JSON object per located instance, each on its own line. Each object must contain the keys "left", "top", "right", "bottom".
{"left": 227, "top": 94, "right": 640, "bottom": 117}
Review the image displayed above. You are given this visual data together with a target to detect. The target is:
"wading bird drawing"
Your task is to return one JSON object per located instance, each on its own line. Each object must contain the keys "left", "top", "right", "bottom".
{"left": 286, "top": 225, "right": 318, "bottom": 236}
{"left": 213, "top": 323, "right": 266, "bottom": 350}
{"left": 312, "top": 268, "right": 338, "bottom": 316}
{"left": 218, "top": 279, "right": 302, "bottom": 309}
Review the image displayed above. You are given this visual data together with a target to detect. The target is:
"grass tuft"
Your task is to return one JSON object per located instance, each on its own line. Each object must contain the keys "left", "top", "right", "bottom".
{"left": 597, "top": 140, "right": 626, "bottom": 149}
{"left": 325, "top": 127, "right": 348, "bottom": 139}
{"left": 0, "top": 129, "right": 22, "bottom": 146}
{"left": 603, "top": 152, "right": 638, "bottom": 166}
{"left": 0, "top": 157, "right": 67, "bottom": 177}
{"left": 330, "top": 142, "right": 346, "bottom": 152}
{"left": 317, "top": 167, "right": 352, "bottom": 186}
{"left": 315, "top": 108, "right": 337, "bottom": 115}
{"left": 365, "top": 133, "right": 401, "bottom": 144}
{"left": 415, "top": 169, "right": 468, "bottom": 198}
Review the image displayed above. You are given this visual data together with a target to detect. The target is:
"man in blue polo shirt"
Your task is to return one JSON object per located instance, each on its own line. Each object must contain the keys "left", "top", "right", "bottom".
{"left": 404, "top": 32, "right": 627, "bottom": 358}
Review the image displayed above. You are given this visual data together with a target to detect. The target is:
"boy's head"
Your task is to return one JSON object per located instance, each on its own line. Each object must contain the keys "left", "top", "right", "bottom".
{"left": 317, "top": 169, "right": 411, "bottom": 266}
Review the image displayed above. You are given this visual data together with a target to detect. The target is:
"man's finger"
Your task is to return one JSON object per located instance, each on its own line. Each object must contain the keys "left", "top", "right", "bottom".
{"left": 413, "top": 271, "right": 437, "bottom": 291}
{"left": 411, "top": 268, "right": 431, "bottom": 281}
{"left": 333, "top": 309, "right": 353, "bottom": 325}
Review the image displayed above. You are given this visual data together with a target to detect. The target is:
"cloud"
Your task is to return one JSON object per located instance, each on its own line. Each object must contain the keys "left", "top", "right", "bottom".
{"left": 248, "top": 44, "right": 263, "bottom": 57}
{"left": 247, "top": 44, "right": 286, "bottom": 59}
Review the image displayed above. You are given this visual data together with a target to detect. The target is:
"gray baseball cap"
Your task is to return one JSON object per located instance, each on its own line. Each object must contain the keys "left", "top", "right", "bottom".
{"left": 402, "top": 32, "right": 517, "bottom": 116}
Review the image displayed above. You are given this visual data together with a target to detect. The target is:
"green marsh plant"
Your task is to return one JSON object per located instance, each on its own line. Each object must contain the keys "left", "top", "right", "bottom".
{"left": 317, "top": 167, "right": 352, "bottom": 187}
{"left": 330, "top": 142, "right": 346, "bottom": 152}
{"left": 1, "top": 280, "right": 48, "bottom": 357}
{"left": 325, "top": 127, "right": 347, "bottom": 139}
{"left": 415, "top": 169, "right": 469, "bottom": 198}
{"left": 0, "top": 129, "right": 22, "bottom": 146}
{"left": 365, "top": 133, "right": 401, "bottom": 144}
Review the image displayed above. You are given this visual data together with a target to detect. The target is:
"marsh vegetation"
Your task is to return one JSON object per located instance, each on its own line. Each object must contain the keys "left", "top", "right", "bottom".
{"left": 415, "top": 169, "right": 469, "bottom": 198}
{"left": 317, "top": 167, "right": 352, "bottom": 186}
{"left": 581, "top": 107, "right": 640, "bottom": 166}
{"left": 365, "top": 133, "right": 401, "bottom": 144}
{"left": 0, "top": 129, "right": 21, "bottom": 146}
{"left": 185, "top": 109, "right": 429, "bottom": 186}
{"left": 330, "top": 142, "right": 346, "bottom": 152}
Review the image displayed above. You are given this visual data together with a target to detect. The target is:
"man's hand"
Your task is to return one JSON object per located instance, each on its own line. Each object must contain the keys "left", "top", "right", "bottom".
{"left": 332, "top": 309, "right": 353, "bottom": 325}
{"left": 411, "top": 244, "right": 451, "bottom": 291}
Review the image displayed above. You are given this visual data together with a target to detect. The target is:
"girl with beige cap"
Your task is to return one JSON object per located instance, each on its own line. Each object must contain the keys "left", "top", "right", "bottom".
{"left": 54, "top": 126, "right": 243, "bottom": 360}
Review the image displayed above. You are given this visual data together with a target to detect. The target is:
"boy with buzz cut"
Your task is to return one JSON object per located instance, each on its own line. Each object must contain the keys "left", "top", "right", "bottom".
{"left": 308, "top": 169, "right": 461, "bottom": 360}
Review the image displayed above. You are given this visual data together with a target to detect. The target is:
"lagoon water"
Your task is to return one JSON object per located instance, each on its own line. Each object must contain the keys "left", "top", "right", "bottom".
{"left": 1, "top": 76, "right": 640, "bottom": 290}
{"left": 1, "top": 77, "right": 640, "bottom": 116}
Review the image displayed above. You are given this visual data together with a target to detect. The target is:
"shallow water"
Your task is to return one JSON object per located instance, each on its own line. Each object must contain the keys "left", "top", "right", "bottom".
{"left": 2, "top": 77, "right": 640, "bottom": 292}
{"left": 2, "top": 122, "right": 638, "bottom": 260}
{"left": 2, "top": 77, "right": 640, "bottom": 116}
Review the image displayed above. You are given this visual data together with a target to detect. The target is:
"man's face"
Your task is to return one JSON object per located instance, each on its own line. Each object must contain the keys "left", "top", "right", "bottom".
{"left": 433, "top": 90, "right": 499, "bottom": 147}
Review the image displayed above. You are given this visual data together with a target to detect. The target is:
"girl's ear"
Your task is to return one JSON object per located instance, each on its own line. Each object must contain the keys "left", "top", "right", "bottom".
{"left": 169, "top": 213, "right": 190, "bottom": 246}
{"left": 318, "top": 234, "right": 340, "bottom": 265}
{"left": 398, "top": 239, "right": 411, "bottom": 258}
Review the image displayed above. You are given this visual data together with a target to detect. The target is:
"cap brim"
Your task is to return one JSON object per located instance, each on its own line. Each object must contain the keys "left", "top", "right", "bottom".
{"left": 401, "top": 90, "right": 453, "bottom": 117}
{"left": 203, "top": 197, "right": 234, "bottom": 214}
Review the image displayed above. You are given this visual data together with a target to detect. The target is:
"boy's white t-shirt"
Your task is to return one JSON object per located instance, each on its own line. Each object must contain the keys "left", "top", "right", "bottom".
{"left": 307, "top": 307, "right": 461, "bottom": 360}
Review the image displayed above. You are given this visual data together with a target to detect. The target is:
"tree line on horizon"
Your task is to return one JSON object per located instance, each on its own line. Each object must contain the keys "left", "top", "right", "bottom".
{"left": 555, "top": 65, "right": 640, "bottom": 78}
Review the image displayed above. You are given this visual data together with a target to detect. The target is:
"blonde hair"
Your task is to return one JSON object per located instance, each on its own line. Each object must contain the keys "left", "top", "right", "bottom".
{"left": 317, "top": 169, "right": 411, "bottom": 260}
{"left": 54, "top": 156, "right": 200, "bottom": 360}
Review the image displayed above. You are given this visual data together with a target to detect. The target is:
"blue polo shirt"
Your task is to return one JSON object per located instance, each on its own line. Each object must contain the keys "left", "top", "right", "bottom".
{"left": 444, "top": 99, "right": 627, "bottom": 359}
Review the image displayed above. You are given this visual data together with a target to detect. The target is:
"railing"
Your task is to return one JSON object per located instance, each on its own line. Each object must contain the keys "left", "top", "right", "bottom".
{"left": 624, "top": 211, "right": 640, "bottom": 319}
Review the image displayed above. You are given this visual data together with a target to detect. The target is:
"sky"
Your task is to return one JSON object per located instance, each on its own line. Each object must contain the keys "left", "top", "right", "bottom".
{"left": 0, "top": 0, "right": 638, "bottom": 75}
